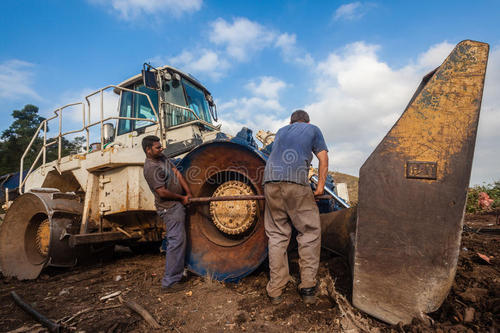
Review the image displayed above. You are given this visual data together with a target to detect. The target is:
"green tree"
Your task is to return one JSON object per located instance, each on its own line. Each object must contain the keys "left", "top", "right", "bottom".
{"left": 0, "top": 104, "right": 85, "bottom": 175}
{"left": 0, "top": 104, "right": 45, "bottom": 175}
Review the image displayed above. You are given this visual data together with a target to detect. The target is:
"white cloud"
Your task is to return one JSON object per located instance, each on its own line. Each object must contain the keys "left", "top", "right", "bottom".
{"left": 302, "top": 40, "right": 499, "bottom": 185}
{"left": 413, "top": 41, "right": 454, "bottom": 70}
{"left": 0, "top": 59, "right": 41, "bottom": 101}
{"left": 209, "top": 17, "right": 276, "bottom": 61}
{"left": 218, "top": 114, "right": 288, "bottom": 138}
{"left": 334, "top": 2, "right": 364, "bottom": 21}
{"left": 152, "top": 49, "right": 230, "bottom": 81}
{"left": 245, "top": 76, "right": 286, "bottom": 99}
{"left": 89, "top": 0, "right": 202, "bottom": 20}
{"left": 152, "top": 17, "right": 312, "bottom": 82}
{"left": 275, "top": 33, "right": 296, "bottom": 55}
{"left": 275, "top": 33, "right": 314, "bottom": 66}
{"left": 217, "top": 77, "right": 288, "bottom": 136}
{"left": 472, "top": 46, "right": 500, "bottom": 185}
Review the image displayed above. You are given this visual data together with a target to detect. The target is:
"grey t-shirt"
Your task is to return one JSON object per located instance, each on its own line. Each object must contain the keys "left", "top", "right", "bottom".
{"left": 264, "top": 122, "right": 328, "bottom": 185}
{"left": 143, "top": 155, "right": 184, "bottom": 210}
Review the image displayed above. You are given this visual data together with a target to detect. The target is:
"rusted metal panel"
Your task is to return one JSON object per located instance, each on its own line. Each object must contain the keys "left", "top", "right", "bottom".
{"left": 352, "top": 40, "right": 489, "bottom": 324}
{"left": 320, "top": 207, "right": 357, "bottom": 257}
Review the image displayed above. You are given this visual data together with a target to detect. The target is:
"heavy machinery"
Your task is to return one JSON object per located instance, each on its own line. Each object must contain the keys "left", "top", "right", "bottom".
{"left": 0, "top": 40, "right": 489, "bottom": 325}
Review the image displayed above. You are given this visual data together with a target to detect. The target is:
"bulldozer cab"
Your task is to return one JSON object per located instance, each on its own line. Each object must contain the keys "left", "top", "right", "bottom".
{"left": 117, "top": 69, "right": 215, "bottom": 134}
{"left": 111, "top": 65, "right": 220, "bottom": 156}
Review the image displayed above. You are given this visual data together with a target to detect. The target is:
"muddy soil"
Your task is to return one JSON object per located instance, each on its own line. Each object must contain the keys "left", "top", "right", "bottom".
{"left": 1, "top": 214, "right": 498, "bottom": 333}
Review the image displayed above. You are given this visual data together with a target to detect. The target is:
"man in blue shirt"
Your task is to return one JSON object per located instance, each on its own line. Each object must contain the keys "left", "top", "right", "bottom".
{"left": 263, "top": 109, "right": 329, "bottom": 305}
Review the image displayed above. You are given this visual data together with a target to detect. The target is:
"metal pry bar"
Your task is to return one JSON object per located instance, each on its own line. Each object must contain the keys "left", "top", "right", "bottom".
{"left": 188, "top": 194, "right": 334, "bottom": 203}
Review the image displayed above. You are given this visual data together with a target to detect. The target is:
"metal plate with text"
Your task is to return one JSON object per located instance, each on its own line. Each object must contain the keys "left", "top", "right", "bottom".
{"left": 406, "top": 161, "right": 437, "bottom": 180}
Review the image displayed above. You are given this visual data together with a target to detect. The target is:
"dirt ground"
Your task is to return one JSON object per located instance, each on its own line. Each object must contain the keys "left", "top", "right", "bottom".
{"left": 1, "top": 213, "right": 498, "bottom": 333}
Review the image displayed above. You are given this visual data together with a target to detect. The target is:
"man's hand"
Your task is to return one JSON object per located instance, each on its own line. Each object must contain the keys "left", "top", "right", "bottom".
{"left": 181, "top": 195, "right": 190, "bottom": 206}
{"left": 313, "top": 187, "right": 324, "bottom": 197}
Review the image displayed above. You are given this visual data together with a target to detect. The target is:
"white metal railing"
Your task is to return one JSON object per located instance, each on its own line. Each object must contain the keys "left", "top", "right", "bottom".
{"left": 19, "top": 85, "right": 160, "bottom": 194}
{"left": 162, "top": 101, "right": 220, "bottom": 131}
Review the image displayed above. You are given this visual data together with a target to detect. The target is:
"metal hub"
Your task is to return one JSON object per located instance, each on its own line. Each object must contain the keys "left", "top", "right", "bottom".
{"left": 36, "top": 219, "right": 50, "bottom": 257}
{"left": 209, "top": 181, "right": 257, "bottom": 235}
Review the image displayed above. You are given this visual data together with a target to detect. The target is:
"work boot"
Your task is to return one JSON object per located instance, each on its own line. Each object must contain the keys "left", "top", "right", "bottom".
{"left": 161, "top": 282, "right": 186, "bottom": 294}
{"left": 268, "top": 294, "right": 284, "bottom": 305}
{"left": 298, "top": 286, "right": 317, "bottom": 304}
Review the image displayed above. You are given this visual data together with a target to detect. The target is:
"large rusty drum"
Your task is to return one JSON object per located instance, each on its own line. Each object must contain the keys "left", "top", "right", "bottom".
{"left": 179, "top": 141, "right": 268, "bottom": 282}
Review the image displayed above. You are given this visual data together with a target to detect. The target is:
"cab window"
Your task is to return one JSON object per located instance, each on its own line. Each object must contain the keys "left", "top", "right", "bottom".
{"left": 163, "top": 79, "right": 186, "bottom": 106}
{"left": 182, "top": 79, "right": 212, "bottom": 123}
{"left": 118, "top": 83, "right": 158, "bottom": 135}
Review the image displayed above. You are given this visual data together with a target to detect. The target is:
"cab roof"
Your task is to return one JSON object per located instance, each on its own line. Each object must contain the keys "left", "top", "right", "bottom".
{"left": 114, "top": 65, "right": 211, "bottom": 95}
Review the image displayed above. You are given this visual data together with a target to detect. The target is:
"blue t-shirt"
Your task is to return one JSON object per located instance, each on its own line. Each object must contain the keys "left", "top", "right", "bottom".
{"left": 263, "top": 122, "right": 328, "bottom": 185}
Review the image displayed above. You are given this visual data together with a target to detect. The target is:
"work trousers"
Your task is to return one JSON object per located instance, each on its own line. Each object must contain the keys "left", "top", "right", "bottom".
{"left": 264, "top": 182, "right": 321, "bottom": 298}
{"left": 157, "top": 202, "right": 186, "bottom": 288}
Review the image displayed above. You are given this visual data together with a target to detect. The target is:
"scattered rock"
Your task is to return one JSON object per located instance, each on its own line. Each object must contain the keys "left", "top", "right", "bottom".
{"left": 59, "top": 288, "right": 70, "bottom": 296}
{"left": 458, "top": 288, "right": 488, "bottom": 303}
{"left": 463, "top": 307, "right": 475, "bottom": 322}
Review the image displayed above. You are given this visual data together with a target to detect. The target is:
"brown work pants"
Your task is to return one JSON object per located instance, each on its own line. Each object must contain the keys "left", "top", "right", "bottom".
{"left": 264, "top": 182, "right": 321, "bottom": 298}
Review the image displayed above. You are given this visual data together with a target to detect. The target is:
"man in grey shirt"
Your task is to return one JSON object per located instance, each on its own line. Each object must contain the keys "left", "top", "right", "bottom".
{"left": 142, "top": 135, "right": 192, "bottom": 293}
{"left": 263, "top": 110, "right": 329, "bottom": 305}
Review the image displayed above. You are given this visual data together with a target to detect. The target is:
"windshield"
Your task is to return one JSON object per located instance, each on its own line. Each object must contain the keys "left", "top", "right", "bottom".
{"left": 182, "top": 79, "right": 212, "bottom": 123}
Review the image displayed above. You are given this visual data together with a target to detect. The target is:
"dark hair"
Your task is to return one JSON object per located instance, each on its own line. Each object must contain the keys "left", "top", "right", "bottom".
{"left": 142, "top": 135, "right": 160, "bottom": 153}
{"left": 290, "top": 109, "right": 310, "bottom": 123}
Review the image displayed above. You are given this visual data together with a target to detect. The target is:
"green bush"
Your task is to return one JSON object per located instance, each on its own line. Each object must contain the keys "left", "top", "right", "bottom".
{"left": 466, "top": 180, "right": 500, "bottom": 213}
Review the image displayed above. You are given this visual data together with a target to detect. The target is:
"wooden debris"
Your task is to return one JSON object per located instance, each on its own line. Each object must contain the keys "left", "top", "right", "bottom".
{"left": 476, "top": 252, "right": 492, "bottom": 264}
{"left": 6, "top": 324, "right": 44, "bottom": 333}
{"left": 60, "top": 307, "right": 92, "bottom": 325}
{"left": 100, "top": 291, "right": 122, "bottom": 301}
{"left": 107, "top": 322, "right": 119, "bottom": 333}
{"left": 322, "top": 275, "right": 372, "bottom": 332}
{"left": 123, "top": 299, "right": 160, "bottom": 329}
{"left": 59, "top": 304, "right": 122, "bottom": 325}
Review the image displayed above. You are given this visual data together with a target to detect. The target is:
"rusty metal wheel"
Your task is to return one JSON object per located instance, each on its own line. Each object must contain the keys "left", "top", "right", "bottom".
{"left": 0, "top": 191, "right": 82, "bottom": 279}
{"left": 209, "top": 180, "right": 258, "bottom": 235}
{"left": 179, "top": 141, "right": 268, "bottom": 282}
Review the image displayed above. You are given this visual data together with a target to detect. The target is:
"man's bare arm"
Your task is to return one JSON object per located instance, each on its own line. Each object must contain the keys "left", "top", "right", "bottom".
{"left": 155, "top": 187, "right": 189, "bottom": 205}
{"left": 172, "top": 166, "right": 193, "bottom": 197}
{"left": 314, "top": 150, "right": 329, "bottom": 196}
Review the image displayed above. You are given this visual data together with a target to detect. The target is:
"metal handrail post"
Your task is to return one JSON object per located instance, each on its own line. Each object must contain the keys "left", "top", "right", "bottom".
{"left": 58, "top": 108, "right": 62, "bottom": 163}
{"left": 19, "top": 121, "right": 45, "bottom": 194}
{"left": 100, "top": 89, "right": 104, "bottom": 149}
{"left": 19, "top": 148, "right": 45, "bottom": 193}
{"left": 42, "top": 121, "right": 47, "bottom": 165}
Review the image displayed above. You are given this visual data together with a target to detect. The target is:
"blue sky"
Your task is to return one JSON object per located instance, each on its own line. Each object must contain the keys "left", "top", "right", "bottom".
{"left": 1, "top": 0, "right": 499, "bottom": 185}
